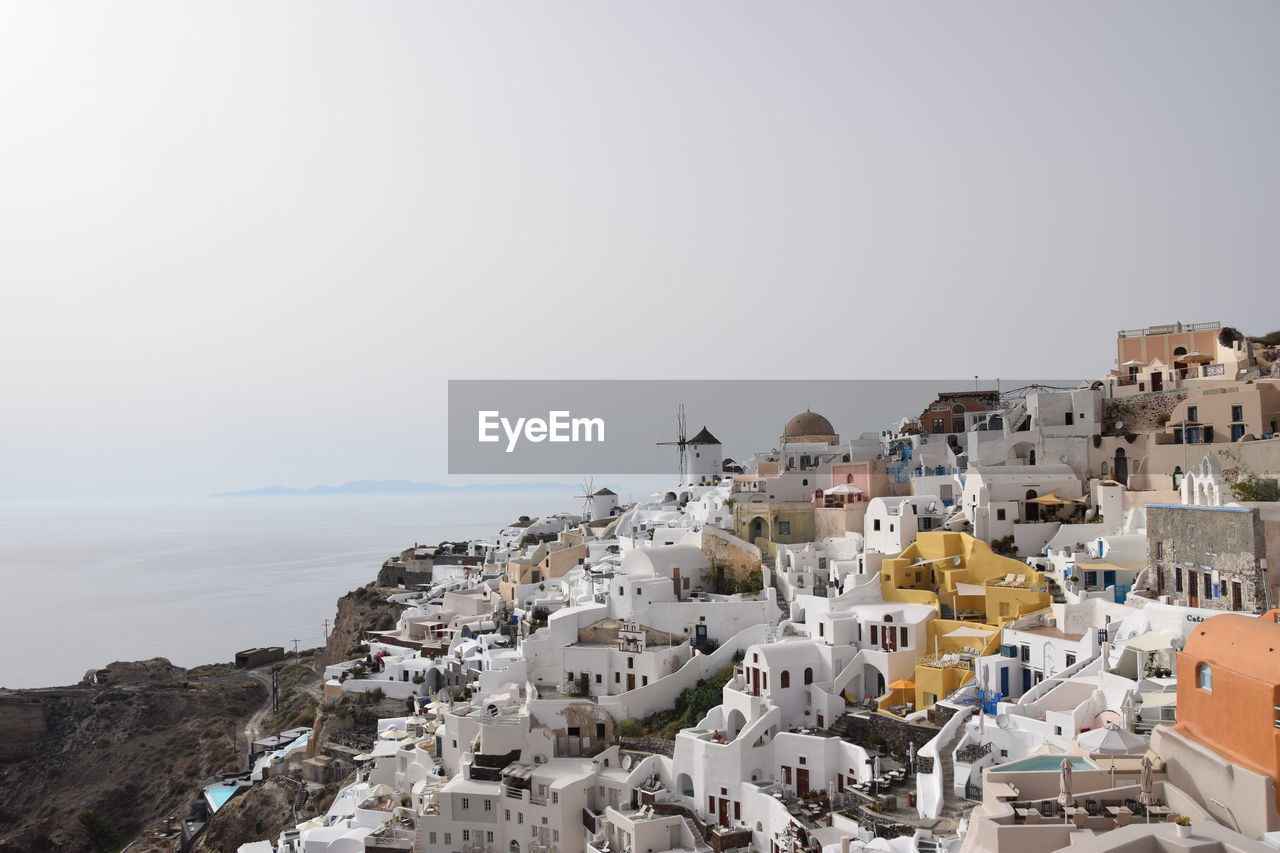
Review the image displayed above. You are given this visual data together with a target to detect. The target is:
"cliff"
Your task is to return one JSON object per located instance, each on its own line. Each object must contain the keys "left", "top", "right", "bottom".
{"left": 0, "top": 661, "right": 266, "bottom": 852}
{"left": 319, "top": 583, "right": 407, "bottom": 670}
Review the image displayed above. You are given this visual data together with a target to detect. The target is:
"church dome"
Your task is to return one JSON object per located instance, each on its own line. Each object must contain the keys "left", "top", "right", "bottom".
{"left": 784, "top": 410, "right": 835, "bottom": 439}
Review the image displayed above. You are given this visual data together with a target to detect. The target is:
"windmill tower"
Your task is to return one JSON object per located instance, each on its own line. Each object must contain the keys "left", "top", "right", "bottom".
{"left": 576, "top": 477, "right": 618, "bottom": 522}
{"left": 656, "top": 405, "right": 689, "bottom": 483}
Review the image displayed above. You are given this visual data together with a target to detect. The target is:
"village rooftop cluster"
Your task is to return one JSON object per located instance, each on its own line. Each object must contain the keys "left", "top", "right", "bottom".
{"left": 227, "top": 321, "right": 1280, "bottom": 853}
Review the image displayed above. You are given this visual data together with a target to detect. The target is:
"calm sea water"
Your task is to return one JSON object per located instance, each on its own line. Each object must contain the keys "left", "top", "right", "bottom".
{"left": 0, "top": 490, "right": 576, "bottom": 689}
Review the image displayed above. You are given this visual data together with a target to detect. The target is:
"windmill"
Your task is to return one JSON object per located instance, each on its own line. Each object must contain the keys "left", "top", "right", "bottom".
{"left": 656, "top": 404, "right": 688, "bottom": 481}
{"left": 575, "top": 477, "right": 596, "bottom": 521}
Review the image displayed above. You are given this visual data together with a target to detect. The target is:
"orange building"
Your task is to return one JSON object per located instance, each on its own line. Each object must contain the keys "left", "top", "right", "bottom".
{"left": 1173, "top": 609, "right": 1280, "bottom": 810}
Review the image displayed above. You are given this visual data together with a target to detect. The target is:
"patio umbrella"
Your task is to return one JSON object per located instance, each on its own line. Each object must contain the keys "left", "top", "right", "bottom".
{"left": 1121, "top": 359, "right": 1145, "bottom": 367}
{"left": 888, "top": 679, "right": 915, "bottom": 690}
{"left": 1139, "top": 754, "right": 1154, "bottom": 822}
{"left": 824, "top": 484, "right": 864, "bottom": 496}
{"left": 1078, "top": 722, "right": 1147, "bottom": 755}
{"left": 1058, "top": 758, "right": 1074, "bottom": 822}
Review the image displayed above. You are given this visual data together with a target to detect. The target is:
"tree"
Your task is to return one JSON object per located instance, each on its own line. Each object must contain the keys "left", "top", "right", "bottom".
{"left": 615, "top": 718, "right": 642, "bottom": 739}
{"left": 77, "top": 809, "right": 121, "bottom": 852}
{"left": 1233, "top": 472, "right": 1280, "bottom": 503}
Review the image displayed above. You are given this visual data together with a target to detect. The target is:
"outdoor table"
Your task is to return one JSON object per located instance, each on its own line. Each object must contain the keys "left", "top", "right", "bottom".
{"left": 1105, "top": 806, "right": 1132, "bottom": 817}
{"left": 1146, "top": 806, "right": 1172, "bottom": 819}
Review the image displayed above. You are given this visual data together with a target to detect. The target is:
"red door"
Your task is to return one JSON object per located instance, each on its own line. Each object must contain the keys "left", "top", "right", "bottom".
{"left": 796, "top": 768, "right": 809, "bottom": 795}
{"left": 627, "top": 674, "right": 635, "bottom": 690}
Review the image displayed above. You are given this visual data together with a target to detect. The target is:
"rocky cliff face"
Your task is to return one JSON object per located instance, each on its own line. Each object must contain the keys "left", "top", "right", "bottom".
{"left": 319, "top": 584, "right": 407, "bottom": 670}
{"left": 0, "top": 662, "right": 265, "bottom": 852}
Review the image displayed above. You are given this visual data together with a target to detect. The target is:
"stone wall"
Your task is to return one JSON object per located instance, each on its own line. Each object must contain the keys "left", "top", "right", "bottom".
{"left": 1147, "top": 504, "right": 1268, "bottom": 612}
{"left": 701, "top": 526, "right": 762, "bottom": 581}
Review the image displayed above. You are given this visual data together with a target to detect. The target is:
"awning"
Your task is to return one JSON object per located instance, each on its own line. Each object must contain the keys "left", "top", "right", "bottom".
{"left": 888, "top": 679, "right": 915, "bottom": 690}
{"left": 1139, "top": 692, "right": 1177, "bottom": 707}
{"left": 942, "top": 626, "right": 997, "bottom": 639}
{"left": 954, "top": 582, "right": 987, "bottom": 597}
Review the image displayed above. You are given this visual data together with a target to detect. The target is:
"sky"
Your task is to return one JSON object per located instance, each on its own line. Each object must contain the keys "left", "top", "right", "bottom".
{"left": 1, "top": 2, "right": 1278, "bottom": 499}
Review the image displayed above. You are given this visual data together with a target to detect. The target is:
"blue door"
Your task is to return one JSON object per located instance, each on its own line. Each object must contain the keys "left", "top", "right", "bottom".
{"left": 1021, "top": 669, "right": 1031, "bottom": 694}
{"left": 1000, "top": 667, "right": 1009, "bottom": 698}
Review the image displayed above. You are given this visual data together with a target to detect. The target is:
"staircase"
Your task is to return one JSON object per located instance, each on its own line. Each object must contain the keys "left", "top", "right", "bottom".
{"left": 935, "top": 726, "right": 968, "bottom": 818}
{"left": 1044, "top": 575, "right": 1068, "bottom": 604}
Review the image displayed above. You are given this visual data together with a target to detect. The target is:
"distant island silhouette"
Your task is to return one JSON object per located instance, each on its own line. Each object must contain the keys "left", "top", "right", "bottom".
{"left": 210, "top": 479, "right": 574, "bottom": 498}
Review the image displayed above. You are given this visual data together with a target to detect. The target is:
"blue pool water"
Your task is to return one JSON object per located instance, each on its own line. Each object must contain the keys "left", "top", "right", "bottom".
{"left": 204, "top": 785, "right": 239, "bottom": 811}
{"left": 996, "top": 755, "right": 1094, "bottom": 773}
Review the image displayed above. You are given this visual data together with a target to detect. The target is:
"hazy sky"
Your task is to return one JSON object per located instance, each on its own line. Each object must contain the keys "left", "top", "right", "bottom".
{"left": 2, "top": 2, "right": 1278, "bottom": 499}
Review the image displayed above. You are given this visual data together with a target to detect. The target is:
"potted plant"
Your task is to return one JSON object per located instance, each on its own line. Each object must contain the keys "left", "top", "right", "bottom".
{"left": 1173, "top": 815, "right": 1191, "bottom": 838}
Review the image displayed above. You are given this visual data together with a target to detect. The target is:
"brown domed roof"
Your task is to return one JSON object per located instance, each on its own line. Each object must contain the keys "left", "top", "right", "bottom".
{"left": 784, "top": 410, "right": 836, "bottom": 438}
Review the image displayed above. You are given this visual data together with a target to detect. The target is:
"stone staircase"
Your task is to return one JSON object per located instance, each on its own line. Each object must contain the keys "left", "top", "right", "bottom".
{"left": 934, "top": 726, "right": 969, "bottom": 819}
{"left": 1044, "top": 575, "right": 1068, "bottom": 604}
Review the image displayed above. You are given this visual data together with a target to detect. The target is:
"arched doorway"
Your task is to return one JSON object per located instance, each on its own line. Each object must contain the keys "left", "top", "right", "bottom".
{"left": 1025, "top": 490, "right": 1040, "bottom": 523}
{"left": 1114, "top": 448, "right": 1129, "bottom": 486}
{"left": 749, "top": 517, "right": 768, "bottom": 543}
{"left": 725, "top": 709, "right": 746, "bottom": 739}
{"left": 677, "top": 773, "right": 694, "bottom": 797}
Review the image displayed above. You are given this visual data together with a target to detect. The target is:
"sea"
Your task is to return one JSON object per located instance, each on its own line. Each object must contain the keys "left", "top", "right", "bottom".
{"left": 0, "top": 489, "right": 578, "bottom": 689}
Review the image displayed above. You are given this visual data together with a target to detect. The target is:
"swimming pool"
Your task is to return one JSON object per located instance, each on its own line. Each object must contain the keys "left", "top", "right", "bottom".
{"left": 204, "top": 785, "right": 240, "bottom": 812}
{"left": 994, "top": 755, "right": 1094, "bottom": 773}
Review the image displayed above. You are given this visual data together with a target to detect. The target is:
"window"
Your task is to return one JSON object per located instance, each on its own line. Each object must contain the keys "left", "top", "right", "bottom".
{"left": 484, "top": 799, "right": 492, "bottom": 812}
{"left": 614, "top": 672, "right": 620, "bottom": 683}
{"left": 553, "top": 792, "right": 559, "bottom": 803}
{"left": 595, "top": 673, "right": 602, "bottom": 684}
{"left": 1232, "top": 404, "right": 1244, "bottom": 422}
{"left": 462, "top": 798, "right": 470, "bottom": 810}
{"left": 444, "top": 834, "right": 451, "bottom": 845}
{"left": 1020, "top": 645, "right": 1031, "bottom": 662}
{"left": 1155, "top": 541, "right": 1164, "bottom": 559}
{"left": 1198, "top": 663, "right": 1212, "bottom": 691}
{"left": 870, "top": 625, "right": 878, "bottom": 645}
{"left": 1175, "top": 567, "right": 1183, "bottom": 592}
{"left": 781, "top": 671, "right": 791, "bottom": 688}
{"left": 1204, "top": 574, "right": 1213, "bottom": 600}
{"left": 804, "top": 667, "right": 813, "bottom": 685}
{"left": 996, "top": 508, "right": 1006, "bottom": 521}
{"left": 873, "top": 519, "right": 881, "bottom": 531}
{"left": 463, "top": 830, "right": 471, "bottom": 842}
{"left": 1064, "top": 412, "right": 1074, "bottom": 425}
{"left": 518, "top": 813, "right": 524, "bottom": 824}
{"left": 778, "top": 521, "right": 791, "bottom": 535}
{"left": 627, "top": 657, "right": 634, "bottom": 669}
{"left": 487, "top": 832, "right": 495, "bottom": 843}
{"left": 1065, "top": 653, "right": 1076, "bottom": 668}
{"left": 430, "top": 833, "right": 437, "bottom": 845}
{"left": 1187, "top": 405, "right": 1199, "bottom": 422}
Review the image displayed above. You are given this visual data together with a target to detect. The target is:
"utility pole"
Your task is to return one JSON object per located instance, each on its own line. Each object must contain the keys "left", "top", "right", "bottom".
{"left": 291, "top": 638, "right": 301, "bottom": 661}
{"left": 322, "top": 619, "right": 330, "bottom": 642}
{"left": 271, "top": 667, "right": 279, "bottom": 714}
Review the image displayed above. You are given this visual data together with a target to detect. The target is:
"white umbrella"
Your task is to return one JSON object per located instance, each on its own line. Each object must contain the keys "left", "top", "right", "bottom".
{"left": 1078, "top": 722, "right": 1147, "bottom": 755}
{"left": 1058, "top": 758, "right": 1074, "bottom": 822}
{"left": 824, "top": 484, "right": 864, "bottom": 496}
{"left": 1139, "top": 754, "right": 1154, "bottom": 822}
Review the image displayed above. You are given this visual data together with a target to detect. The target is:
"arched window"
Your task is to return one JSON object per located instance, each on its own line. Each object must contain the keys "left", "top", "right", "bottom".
{"left": 1173, "top": 346, "right": 1188, "bottom": 357}
{"left": 1198, "top": 663, "right": 1212, "bottom": 692}
{"left": 952, "top": 404, "right": 966, "bottom": 414}
{"left": 803, "top": 667, "right": 813, "bottom": 685}
{"left": 780, "top": 670, "right": 791, "bottom": 689}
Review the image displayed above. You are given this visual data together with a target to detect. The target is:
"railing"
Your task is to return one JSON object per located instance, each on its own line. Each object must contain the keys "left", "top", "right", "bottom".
{"left": 956, "top": 741, "right": 992, "bottom": 763}
{"left": 1118, "top": 321, "right": 1219, "bottom": 338}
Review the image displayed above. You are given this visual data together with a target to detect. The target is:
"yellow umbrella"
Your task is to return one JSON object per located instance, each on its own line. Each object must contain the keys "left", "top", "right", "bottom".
{"left": 1026, "top": 492, "right": 1066, "bottom": 505}
{"left": 888, "top": 679, "right": 915, "bottom": 690}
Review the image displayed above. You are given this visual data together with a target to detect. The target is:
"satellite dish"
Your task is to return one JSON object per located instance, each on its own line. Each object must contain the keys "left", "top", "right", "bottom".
{"left": 1114, "top": 421, "right": 1125, "bottom": 430}
{"left": 621, "top": 754, "right": 633, "bottom": 770}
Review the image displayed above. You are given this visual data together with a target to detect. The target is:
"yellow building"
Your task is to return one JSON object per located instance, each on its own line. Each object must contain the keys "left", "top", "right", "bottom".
{"left": 878, "top": 531, "right": 1050, "bottom": 713}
